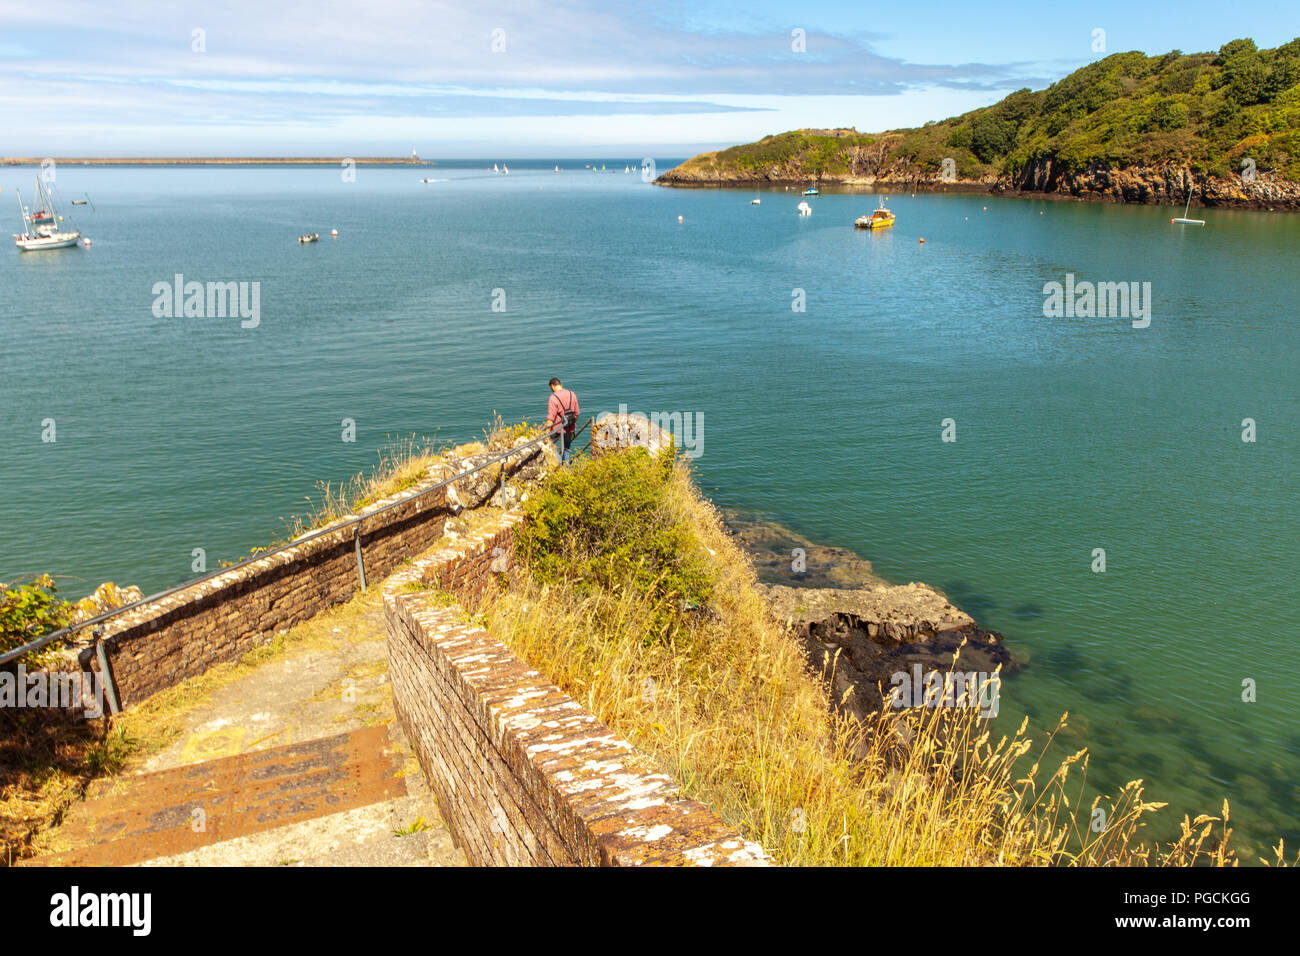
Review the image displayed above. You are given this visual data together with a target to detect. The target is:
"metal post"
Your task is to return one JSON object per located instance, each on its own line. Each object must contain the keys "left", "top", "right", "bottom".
{"left": 93, "top": 627, "right": 121, "bottom": 716}
{"left": 355, "top": 529, "right": 367, "bottom": 592}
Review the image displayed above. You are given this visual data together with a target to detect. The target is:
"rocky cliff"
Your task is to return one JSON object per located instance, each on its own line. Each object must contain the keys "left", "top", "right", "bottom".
{"left": 658, "top": 149, "right": 1300, "bottom": 209}
{"left": 657, "top": 39, "right": 1300, "bottom": 209}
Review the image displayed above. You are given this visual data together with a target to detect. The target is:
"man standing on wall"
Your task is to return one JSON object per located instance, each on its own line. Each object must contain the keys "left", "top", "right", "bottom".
{"left": 546, "top": 377, "right": 580, "bottom": 465}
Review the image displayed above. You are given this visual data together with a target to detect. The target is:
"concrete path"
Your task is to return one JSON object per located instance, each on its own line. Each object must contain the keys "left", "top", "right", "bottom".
{"left": 23, "top": 581, "right": 465, "bottom": 867}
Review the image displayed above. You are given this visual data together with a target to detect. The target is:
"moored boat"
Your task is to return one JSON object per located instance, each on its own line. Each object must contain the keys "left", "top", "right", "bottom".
{"left": 13, "top": 178, "right": 81, "bottom": 252}
{"left": 1171, "top": 187, "right": 1205, "bottom": 226}
{"left": 855, "top": 198, "right": 896, "bottom": 230}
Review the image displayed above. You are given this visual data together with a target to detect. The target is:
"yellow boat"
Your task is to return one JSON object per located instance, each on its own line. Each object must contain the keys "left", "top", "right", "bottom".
{"left": 855, "top": 199, "right": 895, "bottom": 230}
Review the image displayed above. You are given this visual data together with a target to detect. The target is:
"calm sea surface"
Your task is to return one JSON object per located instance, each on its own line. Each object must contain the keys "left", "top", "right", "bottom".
{"left": 1, "top": 161, "right": 1296, "bottom": 854}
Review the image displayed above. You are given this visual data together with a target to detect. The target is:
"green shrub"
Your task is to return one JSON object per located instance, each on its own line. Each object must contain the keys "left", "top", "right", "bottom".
{"left": 516, "top": 448, "right": 713, "bottom": 624}
{"left": 1148, "top": 97, "right": 1191, "bottom": 130}
{"left": 0, "top": 575, "right": 72, "bottom": 656}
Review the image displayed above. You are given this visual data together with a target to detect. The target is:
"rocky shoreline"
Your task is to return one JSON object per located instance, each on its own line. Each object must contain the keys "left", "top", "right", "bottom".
{"left": 658, "top": 157, "right": 1300, "bottom": 210}
{"left": 726, "top": 513, "right": 1018, "bottom": 721}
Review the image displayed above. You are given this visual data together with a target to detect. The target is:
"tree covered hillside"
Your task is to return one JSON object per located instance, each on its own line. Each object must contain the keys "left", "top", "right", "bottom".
{"left": 666, "top": 38, "right": 1300, "bottom": 186}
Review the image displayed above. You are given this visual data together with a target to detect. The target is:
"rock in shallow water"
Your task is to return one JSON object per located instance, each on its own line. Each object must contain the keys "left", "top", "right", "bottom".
{"left": 762, "top": 581, "right": 1019, "bottom": 723}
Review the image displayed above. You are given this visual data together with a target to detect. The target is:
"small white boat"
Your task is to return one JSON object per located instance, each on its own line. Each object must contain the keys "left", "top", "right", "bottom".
{"left": 493, "top": 163, "right": 499, "bottom": 173}
{"left": 797, "top": 201, "right": 812, "bottom": 216}
{"left": 299, "top": 232, "right": 320, "bottom": 243}
{"left": 1172, "top": 189, "right": 1205, "bottom": 226}
{"left": 502, "top": 164, "right": 509, "bottom": 175}
{"left": 554, "top": 165, "right": 560, "bottom": 173}
{"left": 15, "top": 231, "right": 80, "bottom": 251}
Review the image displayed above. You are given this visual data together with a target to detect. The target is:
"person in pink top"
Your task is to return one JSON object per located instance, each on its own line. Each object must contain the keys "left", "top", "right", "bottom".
{"left": 546, "top": 378, "right": 580, "bottom": 465}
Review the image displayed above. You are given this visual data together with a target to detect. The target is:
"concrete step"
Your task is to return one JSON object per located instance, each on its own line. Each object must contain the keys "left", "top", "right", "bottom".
{"left": 21, "top": 724, "right": 407, "bottom": 867}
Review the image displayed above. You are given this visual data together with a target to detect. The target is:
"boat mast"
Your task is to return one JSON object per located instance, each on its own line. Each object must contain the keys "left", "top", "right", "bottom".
{"left": 41, "top": 174, "right": 59, "bottom": 223}
{"left": 15, "top": 187, "right": 30, "bottom": 234}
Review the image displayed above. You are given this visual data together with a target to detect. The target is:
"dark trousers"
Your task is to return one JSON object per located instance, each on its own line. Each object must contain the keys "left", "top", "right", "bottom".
{"left": 552, "top": 429, "right": 574, "bottom": 464}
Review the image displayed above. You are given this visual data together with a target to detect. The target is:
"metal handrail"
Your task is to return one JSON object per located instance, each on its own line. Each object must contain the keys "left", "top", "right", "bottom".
{"left": 0, "top": 418, "right": 591, "bottom": 667}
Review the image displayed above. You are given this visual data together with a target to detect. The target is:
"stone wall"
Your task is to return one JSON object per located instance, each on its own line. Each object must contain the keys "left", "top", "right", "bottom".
{"left": 80, "top": 440, "right": 546, "bottom": 708}
{"left": 384, "top": 513, "right": 771, "bottom": 866}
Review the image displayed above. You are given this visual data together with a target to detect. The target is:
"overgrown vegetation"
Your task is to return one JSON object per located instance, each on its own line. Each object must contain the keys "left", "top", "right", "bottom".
{"left": 0, "top": 575, "right": 72, "bottom": 659}
{"left": 674, "top": 38, "right": 1300, "bottom": 183}
{"left": 471, "top": 448, "right": 1293, "bottom": 866}
{"left": 517, "top": 447, "right": 713, "bottom": 632}
{"left": 717, "top": 128, "right": 878, "bottom": 178}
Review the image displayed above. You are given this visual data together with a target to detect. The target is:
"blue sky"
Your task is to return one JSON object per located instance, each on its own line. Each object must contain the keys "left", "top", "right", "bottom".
{"left": 1, "top": 1, "right": 1295, "bottom": 157}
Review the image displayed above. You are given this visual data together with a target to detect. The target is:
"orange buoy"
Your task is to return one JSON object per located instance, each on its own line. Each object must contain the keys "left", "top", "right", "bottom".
{"left": 919, "top": 238, "right": 925, "bottom": 244}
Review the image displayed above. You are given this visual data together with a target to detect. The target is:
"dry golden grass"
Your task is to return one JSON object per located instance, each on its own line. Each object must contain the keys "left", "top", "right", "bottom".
{"left": 471, "top": 457, "right": 1288, "bottom": 866}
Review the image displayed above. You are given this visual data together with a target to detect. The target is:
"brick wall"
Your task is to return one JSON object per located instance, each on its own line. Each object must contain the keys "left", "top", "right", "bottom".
{"left": 81, "top": 442, "right": 545, "bottom": 708}
{"left": 384, "top": 513, "right": 772, "bottom": 867}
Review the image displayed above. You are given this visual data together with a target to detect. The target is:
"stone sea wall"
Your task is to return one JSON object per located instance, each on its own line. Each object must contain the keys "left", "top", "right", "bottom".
{"left": 384, "top": 511, "right": 771, "bottom": 867}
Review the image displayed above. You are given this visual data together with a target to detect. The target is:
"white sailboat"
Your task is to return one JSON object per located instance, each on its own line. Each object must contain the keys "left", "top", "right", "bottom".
{"left": 502, "top": 164, "right": 509, "bottom": 175}
{"left": 13, "top": 177, "right": 81, "bottom": 251}
{"left": 493, "top": 163, "right": 500, "bottom": 173}
{"left": 1172, "top": 185, "right": 1205, "bottom": 226}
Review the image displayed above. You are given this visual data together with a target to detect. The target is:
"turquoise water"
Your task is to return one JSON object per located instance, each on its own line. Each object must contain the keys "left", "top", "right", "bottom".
{"left": 1, "top": 163, "right": 1296, "bottom": 855}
